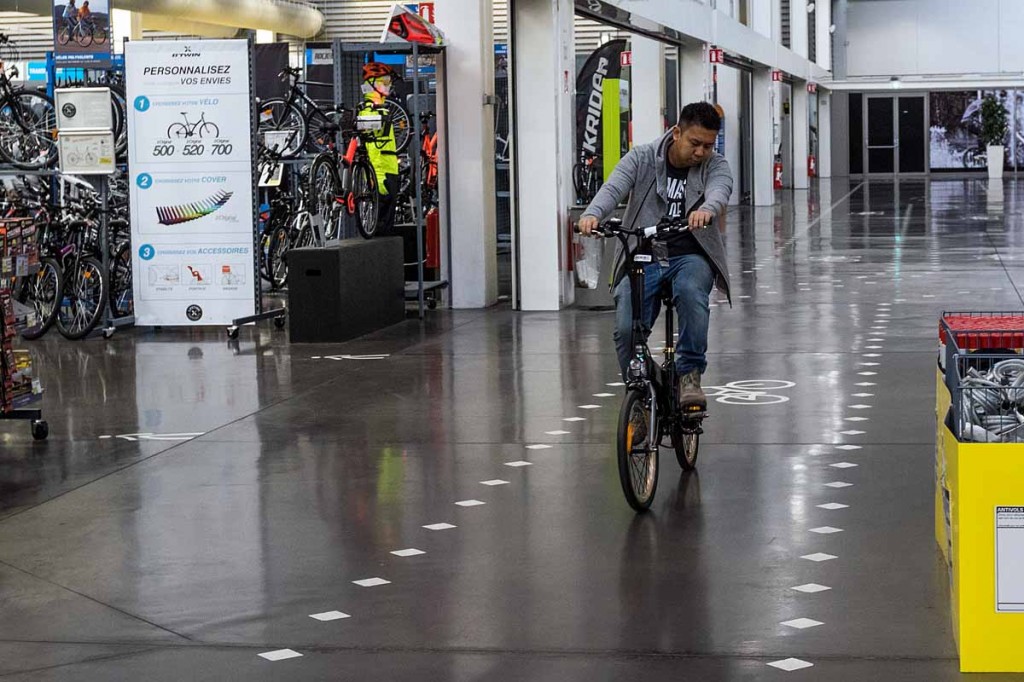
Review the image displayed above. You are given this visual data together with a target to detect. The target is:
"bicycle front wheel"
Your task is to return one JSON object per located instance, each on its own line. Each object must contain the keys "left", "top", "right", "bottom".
{"left": 198, "top": 122, "right": 220, "bottom": 139}
{"left": 308, "top": 153, "right": 340, "bottom": 230}
{"left": 618, "top": 388, "right": 659, "bottom": 512}
{"left": 20, "top": 258, "right": 62, "bottom": 341}
{"left": 93, "top": 25, "right": 108, "bottom": 45}
{"left": 108, "top": 244, "right": 134, "bottom": 319}
{"left": 0, "top": 92, "right": 57, "bottom": 170}
{"left": 353, "top": 160, "right": 379, "bottom": 239}
{"left": 268, "top": 225, "right": 292, "bottom": 289}
{"left": 56, "top": 256, "right": 107, "bottom": 340}
{"left": 75, "top": 27, "right": 93, "bottom": 47}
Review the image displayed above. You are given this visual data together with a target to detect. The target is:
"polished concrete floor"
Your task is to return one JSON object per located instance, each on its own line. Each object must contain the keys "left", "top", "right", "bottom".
{"left": 0, "top": 177, "right": 1022, "bottom": 679}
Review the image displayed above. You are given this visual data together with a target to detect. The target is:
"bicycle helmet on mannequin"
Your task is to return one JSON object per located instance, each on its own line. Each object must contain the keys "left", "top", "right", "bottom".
{"left": 362, "top": 62, "right": 395, "bottom": 82}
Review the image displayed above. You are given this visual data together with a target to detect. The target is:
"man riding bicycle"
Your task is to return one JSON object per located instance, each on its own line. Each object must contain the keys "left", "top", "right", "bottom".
{"left": 579, "top": 102, "right": 733, "bottom": 412}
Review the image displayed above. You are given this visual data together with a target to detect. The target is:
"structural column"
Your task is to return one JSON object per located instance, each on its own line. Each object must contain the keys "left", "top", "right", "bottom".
{"left": 752, "top": 68, "right": 775, "bottom": 206}
{"left": 815, "top": 0, "right": 832, "bottom": 71}
{"left": 513, "top": 0, "right": 575, "bottom": 310}
{"left": 790, "top": 0, "right": 809, "bottom": 58}
{"left": 437, "top": 0, "right": 498, "bottom": 308}
{"left": 793, "top": 82, "right": 809, "bottom": 190}
{"left": 679, "top": 43, "right": 707, "bottom": 105}
{"left": 631, "top": 35, "right": 665, "bottom": 144}
{"left": 818, "top": 91, "right": 832, "bottom": 178}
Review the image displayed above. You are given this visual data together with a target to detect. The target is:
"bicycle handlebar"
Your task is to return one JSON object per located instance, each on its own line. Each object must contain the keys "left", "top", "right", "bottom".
{"left": 575, "top": 216, "right": 705, "bottom": 238}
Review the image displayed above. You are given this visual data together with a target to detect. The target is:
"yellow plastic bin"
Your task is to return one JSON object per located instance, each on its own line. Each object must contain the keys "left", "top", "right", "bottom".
{"left": 941, "top": 420, "right": 1024, "bottom": 672}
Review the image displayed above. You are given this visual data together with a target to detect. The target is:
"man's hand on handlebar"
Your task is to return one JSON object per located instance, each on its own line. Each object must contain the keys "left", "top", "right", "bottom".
{"left": 688, "top": 209, "right": 714, "bottom": 230}
{"left": 578, "top": 215, "right": 600, "bottom": 237}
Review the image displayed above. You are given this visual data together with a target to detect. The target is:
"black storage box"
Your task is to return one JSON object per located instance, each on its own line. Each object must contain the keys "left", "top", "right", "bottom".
{"left": 287, "top": 238, "right": 405, "bottom": 343}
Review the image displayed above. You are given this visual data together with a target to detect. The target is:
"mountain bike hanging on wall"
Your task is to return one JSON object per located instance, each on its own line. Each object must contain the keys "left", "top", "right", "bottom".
{"left": 258, "top": 67, "right": 411, "bottom": 158}
{"left": 582, "top": 216, "right": 708, "bottom": 512}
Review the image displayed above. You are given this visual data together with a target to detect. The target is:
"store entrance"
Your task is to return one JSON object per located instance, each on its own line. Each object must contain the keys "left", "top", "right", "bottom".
{"left": 864, "top": 95, "right": 926, "bottom": 175}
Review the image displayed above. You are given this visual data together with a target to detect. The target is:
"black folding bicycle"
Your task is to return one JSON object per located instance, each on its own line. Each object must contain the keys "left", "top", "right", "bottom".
{"left": 585, "top": 216, "right": 709, "bottom": 512}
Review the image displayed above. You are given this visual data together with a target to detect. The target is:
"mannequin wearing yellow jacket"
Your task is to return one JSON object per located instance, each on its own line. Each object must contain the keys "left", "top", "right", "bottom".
{"left": 360, "top": 63, "right": 400, "bottom": 233}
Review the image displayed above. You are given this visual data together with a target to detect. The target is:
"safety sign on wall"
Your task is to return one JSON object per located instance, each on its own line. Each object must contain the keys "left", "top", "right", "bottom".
{"left": 125, "top": 40, "right": 257, "bottom": 326}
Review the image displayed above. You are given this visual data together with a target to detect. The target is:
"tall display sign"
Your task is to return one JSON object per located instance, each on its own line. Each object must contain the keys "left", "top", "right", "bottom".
{"left": 125, "top": 40, "right": 257, "bottom": 327}
{"left": 52, "top": 0, "right": 112, "bottom": 68}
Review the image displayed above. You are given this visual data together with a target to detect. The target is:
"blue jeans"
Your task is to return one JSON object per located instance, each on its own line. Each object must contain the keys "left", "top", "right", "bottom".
{"left": 613, "top": 254, "right": 715, "bottom": 380}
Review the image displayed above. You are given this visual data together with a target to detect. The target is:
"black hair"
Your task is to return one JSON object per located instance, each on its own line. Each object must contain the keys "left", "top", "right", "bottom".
{"left": 678, "top": 102, "right": 721, "bottom": 132}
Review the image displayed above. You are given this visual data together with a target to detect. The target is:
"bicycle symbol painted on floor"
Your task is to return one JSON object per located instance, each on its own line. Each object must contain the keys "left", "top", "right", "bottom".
{"left": 703, "top": 380, "right": 795, "bottom": 405}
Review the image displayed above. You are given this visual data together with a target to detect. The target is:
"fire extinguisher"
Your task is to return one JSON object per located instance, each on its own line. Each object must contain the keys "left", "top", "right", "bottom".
{"left": 773, "top": 162, "right": 784, "bottom": 189}
{"left": 808, "top": 155, "right": 817, "bottom": 178}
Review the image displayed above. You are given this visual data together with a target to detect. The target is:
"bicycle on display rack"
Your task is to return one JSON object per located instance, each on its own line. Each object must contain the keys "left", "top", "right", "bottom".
{"left": 0, "top": 65, "right": 57, "bottom": 170}
{"left": 306, "top": 105, "right": 381, "bottom": 240}
{"left": 573, "top": 149, "right": 602, "bottom": 205}
{"left": 581, "top": 216, "right": 709, "bottom": 512}
{"left": 395, "top": 110, "right": 438, "bottom": 224}
{"left": 258, "top": 67, "right": 412, "bottom": 158}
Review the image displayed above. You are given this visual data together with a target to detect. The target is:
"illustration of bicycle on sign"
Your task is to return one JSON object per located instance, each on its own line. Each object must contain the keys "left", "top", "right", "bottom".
{"left": 703, "top": 380, "right": 795, "bottom": 405}
{"left": 167, "top": 111, "right": 219, "bottom": 140}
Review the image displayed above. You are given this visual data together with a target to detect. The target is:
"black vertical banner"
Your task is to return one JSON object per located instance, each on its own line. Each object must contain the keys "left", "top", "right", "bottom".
{"left": 575, "top": 39, "right": 626, "bottom": 159}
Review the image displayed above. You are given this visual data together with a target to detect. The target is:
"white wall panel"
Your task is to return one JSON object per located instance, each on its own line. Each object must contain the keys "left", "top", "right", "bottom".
{"left": 847, "top": 0, "right": 1024, "bottom": 77}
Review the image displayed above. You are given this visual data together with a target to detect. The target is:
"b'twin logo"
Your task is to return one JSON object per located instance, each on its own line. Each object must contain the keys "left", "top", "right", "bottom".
{"left": 582, "top": 57, "right": 609, "bottom": 155}
{"left": 171, "top": 46, "right": 201, "bottom": 59}
{"left": 185, "top": 305, "right": 204, "bottom": 322}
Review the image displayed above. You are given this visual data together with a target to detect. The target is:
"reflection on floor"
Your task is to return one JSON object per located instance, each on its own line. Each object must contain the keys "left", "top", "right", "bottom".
{"left": 1, "top": 178, "right": 1022, "bottom": 680}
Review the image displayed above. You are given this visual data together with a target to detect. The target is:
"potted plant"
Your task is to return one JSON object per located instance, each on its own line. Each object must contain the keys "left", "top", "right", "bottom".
{"left": 980, "top": 95, "right": 1009, "bottom": 180}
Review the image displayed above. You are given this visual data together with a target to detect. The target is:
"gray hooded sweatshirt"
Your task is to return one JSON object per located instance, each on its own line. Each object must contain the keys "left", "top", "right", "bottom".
{"left": 581, "top": 130, "right": 734, "bottom": 302}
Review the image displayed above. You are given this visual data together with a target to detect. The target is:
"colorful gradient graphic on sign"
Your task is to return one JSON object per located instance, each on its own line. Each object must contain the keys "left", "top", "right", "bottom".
{"left": 155, "top": 190, "right": 233, "bottom": 226}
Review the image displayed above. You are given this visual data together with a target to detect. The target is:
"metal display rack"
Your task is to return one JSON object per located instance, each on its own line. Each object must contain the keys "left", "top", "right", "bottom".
{"left": 332, "top": 40, "right": 449, "bottom": 318}
{"left": 0, "top": 218, "right": 47, "bottom": 440}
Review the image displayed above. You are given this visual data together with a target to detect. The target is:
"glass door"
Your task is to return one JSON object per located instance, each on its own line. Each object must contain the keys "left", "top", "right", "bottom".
{"left": 865, "top": 95, "right": 896, "bottom": 174}
{"left": 898, "top": 96, "right": 926, "bottom": 173}
{"left": 864, "top": 95, "right": 927, "bottom": 175}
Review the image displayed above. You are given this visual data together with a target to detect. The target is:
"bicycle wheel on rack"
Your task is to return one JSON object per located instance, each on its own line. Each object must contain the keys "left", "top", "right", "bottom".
{"left": 258, "top": 98, "right": 306, "bottom": 158}
{"left": 110, "top": 85, "right": 128, "bottom": 157}
{"left": 108, "top": 243, "right": 133, "bottom": 319}
{"left": 20, "top": 258, "right": 62, "bottom": 341}
{"left": 267, "top": 224, "right": 292, "bottom": 289}
{"left": 307, "top": 111, "right": 339, "bottom": 153}
{"left": 0, "top": 92, "right": 57, "bottom": 170}
{"left": 617, "top": 388, "right": 659, "bottom": 512}
{"left": 307, "top": 153, "right": 340, "bottom": 229}
{"left": 56, "top": 256, "right": 107, "bottom": 340}
{"left": 352, "top": 160, "right": 379, "bottom": 239}
{"left": 383, "top": 100, "right": 411, "bottom": 153}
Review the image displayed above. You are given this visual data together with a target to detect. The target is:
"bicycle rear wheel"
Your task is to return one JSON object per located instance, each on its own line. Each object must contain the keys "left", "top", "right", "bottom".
{"left": 671, "top": 421, "right": 700, "bottom": 471}
{"left": 618, "top": 388, "right": 659, "bottom": 512}
{"left": 257, "top": 98, "right": 306, "bottom": 158}
{"left": 383, "top": 100, "right": 411, "bottom": 153}
{"left": 352, "top": 160, "right": 379, "bottom": 239}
